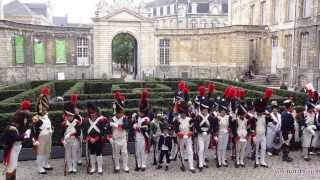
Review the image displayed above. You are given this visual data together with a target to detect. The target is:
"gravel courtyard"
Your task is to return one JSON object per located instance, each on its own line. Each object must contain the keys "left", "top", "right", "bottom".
{"left": 2, "top": 151, "right": 320, "bottom": 180}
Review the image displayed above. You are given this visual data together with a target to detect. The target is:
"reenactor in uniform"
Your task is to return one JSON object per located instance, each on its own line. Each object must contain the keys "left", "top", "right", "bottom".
{"left": 232, "top": 102, "right": 251, "bottom": 168}
{"left": 213, "top": 98, "right": 232, "bottom": 168}
{"left": 281, "top": 99, "right": 295, "bottom": 162}
{"left": 301, "top": 101, "right": 317, "bottom": 161}
{"left": 133, "top": 89, "right": 151, "bottom": 172}
{"left": 194, "top": 97, "right": 214, "bottom": 171}
{"left": 31, "top": 87, "right": 54, "bottom": 174}
{"left": 2, "top": 100, "right": 32, "bottom": 180}
{"left": 251, "top": 88, "right": 274, "bottom": 168}
{"left": 61, "top": 96, "right": 82, "bottom": 173}
{"left": 82, "top": 102, "right": 108, "bottom": 174}
{"left": 109, "top": 91, "right": 130, "bottom": 173}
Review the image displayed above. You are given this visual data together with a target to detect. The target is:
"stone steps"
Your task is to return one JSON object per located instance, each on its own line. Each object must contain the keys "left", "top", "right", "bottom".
{"left": 245, "top": 74, "right": 281, "bottom": 86}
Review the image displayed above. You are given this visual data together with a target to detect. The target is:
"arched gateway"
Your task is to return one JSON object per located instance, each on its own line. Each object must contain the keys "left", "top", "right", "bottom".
{"left": 93, "top": 8, "right": 155, "bottom": 80}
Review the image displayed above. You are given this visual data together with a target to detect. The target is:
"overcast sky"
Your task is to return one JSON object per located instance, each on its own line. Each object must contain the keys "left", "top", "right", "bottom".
{"left": 3, "top": 0, "right": 152, "bottom": 23}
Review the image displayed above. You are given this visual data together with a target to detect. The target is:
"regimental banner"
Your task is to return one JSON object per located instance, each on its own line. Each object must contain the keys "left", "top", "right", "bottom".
{"left": 55, "top": 40, "right": 66, "bottom": 64}
{"left": 15, "top": 36, "right": 24, "bottom": 64}
{"left": 34, "top": 41, "right": 45, "bottom": 64}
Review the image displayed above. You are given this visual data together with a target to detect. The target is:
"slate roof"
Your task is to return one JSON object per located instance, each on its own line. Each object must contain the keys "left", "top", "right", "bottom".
{"left": 4, "top": 0, "right": 36, "bottom": 17}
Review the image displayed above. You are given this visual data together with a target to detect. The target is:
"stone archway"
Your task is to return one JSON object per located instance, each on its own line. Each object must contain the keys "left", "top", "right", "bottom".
{"left": 111, "top": 33, "right": 138, "bottom": 80}
{"left": 93, "top": 8, "right": 155, "bottom": 80}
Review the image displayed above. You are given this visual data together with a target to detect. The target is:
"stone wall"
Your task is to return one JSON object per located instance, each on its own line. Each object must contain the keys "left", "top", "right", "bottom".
{"left": 154, "top": 26, "right": 266, "bottom": 79}
{"left": 0, "top": 20, "right": 93, "bottom": 85}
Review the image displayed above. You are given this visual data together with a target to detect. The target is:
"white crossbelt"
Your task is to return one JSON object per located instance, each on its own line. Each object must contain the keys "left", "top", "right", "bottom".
{"left": 199, "top": 113, "right": 210, "bottom": 126}
{"left": 88, "top": 117, "right": 103, "bottom": 134}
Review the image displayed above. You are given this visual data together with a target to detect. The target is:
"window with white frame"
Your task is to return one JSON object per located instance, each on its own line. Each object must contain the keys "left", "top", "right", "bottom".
{"left": 160, "top": 39, "right": 170, "bottom": 65}
{"left": 77, "top": 37, "right": 89, "bottom": 66}
{"left": 249, "top": 5, "right": 254, "bottom": 25}
{"left": 285, "top": 35, "right": 292, "bottom": 65}
{"left": 153, "top": 8, "right": 157, "bottom": 16}
{"left": 260, "top": 1, "right": 266, "bottom": 25}
{"left": 287, "top": 0, "right": 294, "bottom": 21}
{"left": 302, "top": 0, "right": 311, "bottom": 17}
{"left": 300, "top": 32, "right": 309, "bottom": 68}
{"left": 272, "top": 0, "right": 279, "bottom": 24}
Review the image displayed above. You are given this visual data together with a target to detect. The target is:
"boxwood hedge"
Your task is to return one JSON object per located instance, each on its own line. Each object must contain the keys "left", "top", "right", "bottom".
{"left": 0, "top": 79, "right": 308, "bottom": 148}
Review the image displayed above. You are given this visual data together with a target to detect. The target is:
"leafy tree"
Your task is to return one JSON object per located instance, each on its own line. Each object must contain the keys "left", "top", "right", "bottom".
{"left": 112, "top": 34, "right": 135, "bottom": 72}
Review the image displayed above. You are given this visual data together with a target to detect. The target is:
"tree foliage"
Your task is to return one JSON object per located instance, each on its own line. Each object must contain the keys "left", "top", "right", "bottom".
{"left": 112, "top": 33, "right": 135, "bottom": 71}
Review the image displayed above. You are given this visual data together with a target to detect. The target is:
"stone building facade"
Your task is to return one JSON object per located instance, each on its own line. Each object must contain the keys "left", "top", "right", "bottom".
{"left": 145, "top": 0, "right": 229, "bottom": 29}
{"left": 93, "top": 8, "right": 266, "bottom": 80}
{"left": 231, "top": 0, "right": 320, "bottom": 89}
{"left": 0, "top": 20, "right": 93, "bottom": 84}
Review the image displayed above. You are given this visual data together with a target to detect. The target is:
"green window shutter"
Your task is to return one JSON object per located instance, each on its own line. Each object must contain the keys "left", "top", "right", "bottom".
{"left": 34, "top": 42, "right": 45, "bottom": 64}
{"left": 55, "top": 40, "right": 66, "bottom": 63}
{"left": 15, "top": 36, "right": 24, "bottom": 64}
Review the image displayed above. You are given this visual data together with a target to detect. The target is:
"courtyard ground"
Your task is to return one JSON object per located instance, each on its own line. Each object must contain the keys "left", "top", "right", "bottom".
{"left": 2, "top": 151, "right": 320, "bottom": 180}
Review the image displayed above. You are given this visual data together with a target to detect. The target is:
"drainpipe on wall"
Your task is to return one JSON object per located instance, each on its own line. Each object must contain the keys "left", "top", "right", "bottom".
{"left": 290, "top": 0, "right": 298, "bottom": 89}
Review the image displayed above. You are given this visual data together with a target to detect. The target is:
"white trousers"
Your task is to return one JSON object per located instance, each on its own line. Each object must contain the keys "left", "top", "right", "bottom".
{"left": 312, "top": 131, "right": 320, "bottom": 148}
{"left": 65, "top": 137, "right": 79, "bottom": 171}
{"left": 170, "top": 139, "right": 178, "bottom": 159}
{"left": 198, "top": 133, "right": 210, "bottom": 168}
{"left": 6, "top": 142, "right": 22, "bottom": 173}
{"left": 135, "top": 138, "right": 147, "bottom": 168}
{"left": 236, "top": 140, "right": 247, "bottom": 164}
{"left": 179, "top": 137, "right": 194, "bottom": 170}
{"left": 302, "top": 129, "right": 314, "bottom": 148}
{"left": 254, "top": 135, "right": 266, "bottom": 164}
{"left": 113, "top": 137, "right": 129, "bottom": 170}
{"left": 76, "top": 133, "right": 83, "bottom": 163}
{"left": 266, "top": 126, "right": 277, "bottom": 149}
{"left": 217, "top": 133, "right": 229, "bottom": 165}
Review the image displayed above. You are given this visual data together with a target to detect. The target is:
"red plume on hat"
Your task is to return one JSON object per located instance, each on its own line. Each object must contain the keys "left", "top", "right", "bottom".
{"left": 197, "top": 85, "right": 206, "bottom": 97}
{"left": 70, "top": 94, "right": 78, "bottom": 105}
{"left": 140, "top": 89, "right": 149, "bottom": 102}
{"left": 178, "top": 81, "right": 186, "bottom": 91}
{"left": 41, "top": 87, "right": 50, "bottom": 96}
{"left": 20, "top": 100, "right": 31, "bottom": 111}
{"left": 114, "top": 90, "right": 125, "bottom": 101}
{"left": 208, "top": 82, "right": 215, "bottom": 96}
{"left": 224, "top": 86, "right": 236, "bottom": 99}
{"left": 263, "top": 88, "right": 273, "bottom": 100}
{"left": 224, "top": 86, "right": 232, "bottom": 98}
{"left": 237, "top": 88, "right": 246, "bottom": 97}
{"left": 183, "top": 87, "right": 189, "bottom": 94}
{"left": 307, "top": 89, "right": 314, "bottom": 98}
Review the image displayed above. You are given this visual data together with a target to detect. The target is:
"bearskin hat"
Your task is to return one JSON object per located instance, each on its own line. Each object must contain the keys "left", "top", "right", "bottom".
{"left": 139, "top": 89, "right": 150, "bottom": 115}
{"left": 20, "top": 100, "right": 31, "bottom": 111}
{"left": 113, "top": 90, "right": 125, "bottom": 114}
{"left": 254, "top": 97, "right": 267, "bottom": 113}
{"left": 36, "top": 87, "right": 50, "bottom": 115}
{"left": 218, "top": 98, "right": 229, "bottom": 112}
{"left": 306, "top": 101, "right": 315, "bottom": 111}
{"left": 87, "top": 101, "right": 99, "bottom": 115}
{"left": 64, "top": 103, "right": 75, "bottom": 116}
{"left": 237, "top": 103, "right": 247, "bottom": 116}
{"left": 200, "top": 96, "right": 212, "bottom": 110}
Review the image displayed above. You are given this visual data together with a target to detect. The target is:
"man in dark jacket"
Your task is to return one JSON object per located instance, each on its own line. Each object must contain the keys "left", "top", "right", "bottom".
{"left": 281, "top": 99, "right": 295, "bottom": 162}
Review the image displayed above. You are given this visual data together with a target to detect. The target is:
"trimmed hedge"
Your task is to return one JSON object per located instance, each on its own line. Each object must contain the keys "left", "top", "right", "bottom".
{"left": 0, "top": 90, "right": 24, "bottom": 101}
{"left": 212, "top": 79, "right": 306, "bottom": 105}
{"left": 64, "top": 81, "right": 85, "bottom": 96}
{"left": 54, "top": 81, "right": 76, "bottom": 96}
{"left": 84, "top": 82, "right": 112, "bottom": 94}
{"left": 1, "top": 82, "right": 55, "bottom": 103}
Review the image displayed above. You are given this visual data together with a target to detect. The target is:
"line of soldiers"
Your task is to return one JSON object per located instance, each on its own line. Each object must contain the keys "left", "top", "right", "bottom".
{"left": 2, "top": 81, "right": 320, "bottom": 179}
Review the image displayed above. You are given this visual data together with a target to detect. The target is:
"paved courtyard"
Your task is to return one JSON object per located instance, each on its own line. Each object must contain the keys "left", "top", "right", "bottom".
{"left": 2, "top": 150, "right": 320, "bottom": 180}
